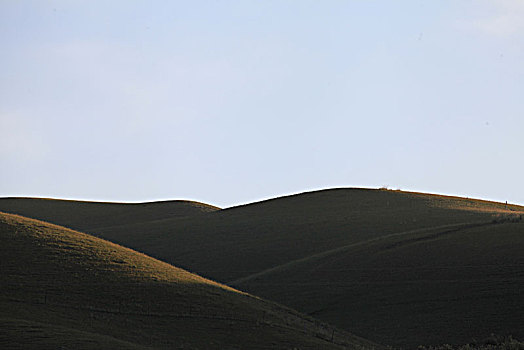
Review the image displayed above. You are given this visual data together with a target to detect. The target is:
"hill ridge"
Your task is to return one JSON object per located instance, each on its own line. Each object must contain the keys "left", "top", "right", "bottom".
{"left": 0, "top": 197, "right": 220, "bottom": 233}
{"left": 222, "top": 188, "right": 524, "bottom": 212}
{"left": 1, "top": 196, "right": 220, "bottom": 208}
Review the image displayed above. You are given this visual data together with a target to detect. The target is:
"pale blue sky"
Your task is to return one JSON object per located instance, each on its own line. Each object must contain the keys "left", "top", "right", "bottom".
{"left": 1, "top": 1, "right": 523, "bottom": 207}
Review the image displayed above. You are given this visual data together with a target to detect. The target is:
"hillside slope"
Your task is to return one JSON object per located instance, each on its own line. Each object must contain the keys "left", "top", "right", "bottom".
{"left": 2, "top": 189, "right": 523, "bottom": 347}
{"left": 233, "top": 220, "right": 524, "bottom": 347}
{"left": 77, "top": 189, "right": 523, "bottom": 282}
{"left": 0, "top": 212, "right": 376, "bottom": 350}
{"left": 0, "top": 197, "right": 219, "bottom": 232}
{"left": 2, "top": 189, "right": 522, "bottom": 284}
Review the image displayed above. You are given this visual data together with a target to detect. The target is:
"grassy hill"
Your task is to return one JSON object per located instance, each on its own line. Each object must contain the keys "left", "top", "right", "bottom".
{"left": 3, "top": 188, "right": 519, "bottom": 283}
{"left": 233, "top": 220, "right": 524, "bottom": 347}
{"left": 0, "top": 197, "right": 219, "bottom": 232}
{"left": 0, "top": 212, "right": 377, "bottom": 349}
{"left": 1, "top": 188, "right": 523, "bottom": 347}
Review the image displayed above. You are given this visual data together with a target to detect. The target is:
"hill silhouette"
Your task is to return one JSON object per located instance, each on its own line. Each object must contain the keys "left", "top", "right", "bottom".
{"left": 3, "top": 188, "right": 519, "bottom": 283}
{"left": 0, "top": 212, "right": 377, "bottom": 349}
{"left": 0, "top": 197, "right": 218, "bottom": 232}
{"left": 1, "top": 188, "right": 523, "bottom": 347}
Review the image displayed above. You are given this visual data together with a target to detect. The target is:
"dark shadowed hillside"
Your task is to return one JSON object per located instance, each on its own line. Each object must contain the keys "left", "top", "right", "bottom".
{"left": 0, "top": 197, "right": 220, "bottom": 232}
{"left": 2, "top": 188, "right": 523, "bottom": 347}
{"left": 2, "top": 189, "right": 522, "bottom": 284}
{"left": 10, "top": 188, "right": 519, "bottom": 283}
{"left": 0, "top": 197, "right": 219, "bottom": 232}
{"left": 0, "top": 212, "right": 377, "bottom": 350}
{"left": 234, "top": 220, "right": 524, "bottom": 347}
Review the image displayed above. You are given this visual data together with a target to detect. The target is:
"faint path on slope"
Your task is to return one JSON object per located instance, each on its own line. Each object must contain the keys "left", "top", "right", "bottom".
{"left": 228, "top": 220, "right": 499, "bottom": 286}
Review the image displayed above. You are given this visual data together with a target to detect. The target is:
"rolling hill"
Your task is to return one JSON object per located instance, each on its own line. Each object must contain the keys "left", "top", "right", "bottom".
{"left": 1, "top": 188, "right": 523, "bottom": 347}
{"left": 2, "top": 189, "right": 520, "bottom": 283}
{"left": 233, "top": 220, "right": 524, "bottom": 347}
{"left": 0, "top": 197, "right": 219, "bottom": 232}
{"left": 0, "top": 212, "right": 377, "bottom": 349}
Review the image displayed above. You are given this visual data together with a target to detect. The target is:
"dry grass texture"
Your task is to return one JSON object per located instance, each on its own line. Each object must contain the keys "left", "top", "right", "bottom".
{"left": 0, "top": 212, "right": 377, "bottom": 349}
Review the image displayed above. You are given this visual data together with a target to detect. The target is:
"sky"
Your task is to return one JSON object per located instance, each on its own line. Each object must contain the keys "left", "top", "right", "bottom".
{"left": 1, "top": 0, "right": 523, "bottom": 208}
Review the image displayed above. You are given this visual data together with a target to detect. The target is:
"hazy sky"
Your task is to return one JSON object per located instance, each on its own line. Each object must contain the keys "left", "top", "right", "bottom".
{"left": 1, "top": 1, "right": 523, "bottom": 207}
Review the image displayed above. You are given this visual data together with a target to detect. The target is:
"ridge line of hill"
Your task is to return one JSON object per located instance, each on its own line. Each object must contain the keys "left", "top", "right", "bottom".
{"left": 0, "top": 211, "right": 238, "bottom": 293}
{"left": 229, "top": 220, "right": 497, "bottom": 285}
{"left": 0, "top": 198, "right": 221, "bottom": 232}
{"left": 0, "top": 197, "right": 221, "bottom": 209}
{"left": 221, "top": 188, "right": 524, "bottom": 211}
{"left": 4, "top": 188, "right": 524, "bottom": 211}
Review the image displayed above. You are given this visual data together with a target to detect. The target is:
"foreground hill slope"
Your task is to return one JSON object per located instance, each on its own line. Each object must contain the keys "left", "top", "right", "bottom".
{"left": 234, "top": 220, "right": 524, "bottom": 347}
{"left": 0, "top": 212, "right": 376, "bottom": 349}
{"left": 0, "top": 197, "right": 219, "bottom": 232}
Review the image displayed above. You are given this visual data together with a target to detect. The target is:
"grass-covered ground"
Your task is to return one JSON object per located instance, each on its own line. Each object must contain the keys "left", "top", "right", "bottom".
{"left": 2, "top": 189, "right": 521, "bottom": 283}
{"left": 234, "top": 220, "right": 524, "bottom": 347}
{"left": 417, "top": 335, "right": 524, "bottom": 350}
{"left": 1, "top": 188, "right": 523, "bottom": 347}
{"left": 0, "top": 197, "right": 218, "bottom": 231}
{"left": 0, "top": 212, "right": 378, "bottom": 349}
